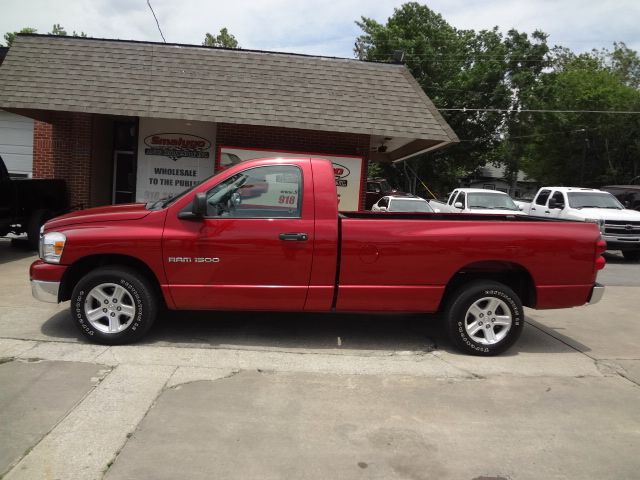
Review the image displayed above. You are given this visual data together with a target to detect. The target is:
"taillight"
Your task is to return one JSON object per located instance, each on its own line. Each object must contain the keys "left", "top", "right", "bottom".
{"left": 595, "top": 238, "right": 606, "bottom": 271}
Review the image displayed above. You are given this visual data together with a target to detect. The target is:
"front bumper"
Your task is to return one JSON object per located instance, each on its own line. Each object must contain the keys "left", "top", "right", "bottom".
{"left": 603, "top": 236, "right": 640, "bottom": 250}
{"left": 30, "top": 260, "right": 67, "bottom": 304}
{"left": 31, "top": 280, "right": 60, "bottom": 303}
{"left": 587, "top": 283, "right": 605, "bottom": 305}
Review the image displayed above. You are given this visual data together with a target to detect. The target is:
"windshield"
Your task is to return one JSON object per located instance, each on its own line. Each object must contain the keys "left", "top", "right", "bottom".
{"left": 567, "top": 192, "right": 624, "bottom": 209}
{"left": 389, "top": 199, "right": 434, "bottom": 212}
{"left": 467, "top": 192, "right": 519, "bottom": 210}
{"left": 379, "top": 180, "right": 392, "bottom": 192}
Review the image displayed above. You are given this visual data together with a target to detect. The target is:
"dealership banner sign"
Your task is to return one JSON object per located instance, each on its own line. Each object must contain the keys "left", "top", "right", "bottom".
{"left": 136, "top": 118, "right": 215, "bottom": 202}
{"left": 219, "top": 147, "right": 364, "bottom": 211}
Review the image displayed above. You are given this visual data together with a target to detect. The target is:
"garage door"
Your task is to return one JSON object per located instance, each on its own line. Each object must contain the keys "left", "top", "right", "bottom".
{"left": 0, "top": 110, "right": 33, "bottom": 178}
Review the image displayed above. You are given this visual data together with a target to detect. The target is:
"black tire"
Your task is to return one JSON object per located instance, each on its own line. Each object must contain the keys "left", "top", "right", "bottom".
{"left": 27, "top": 209, "right": 52, "bottom": 250}
{"left": 445, "top": 280, "right": 524, "bottom": 356}
{"left": 622, "top": 250, "right": 640, "bottom": 262}
{"left": 71, "top": 267, "right": 157, "bottom": 345}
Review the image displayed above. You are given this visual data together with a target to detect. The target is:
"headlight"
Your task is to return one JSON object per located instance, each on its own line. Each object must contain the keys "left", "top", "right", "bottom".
{"left": 41, "top": 232, "right": 66, "bottom": 264}
{"left": 585, "top": 218, "right": 605, "bottom": 234}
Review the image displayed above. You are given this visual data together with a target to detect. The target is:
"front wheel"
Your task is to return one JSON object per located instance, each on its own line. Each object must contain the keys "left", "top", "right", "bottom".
{"left": 444, "top": 280, "right": 524, "bottom": 356}
{"left": 71, "top": 267, "right": 157, "bottom": 345}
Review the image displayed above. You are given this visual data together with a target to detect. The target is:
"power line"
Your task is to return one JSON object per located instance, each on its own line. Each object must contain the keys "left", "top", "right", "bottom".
{"left": 147, "top": 0, "right": 166, "bottom": 43}
{"left": 458, "top": 127, "right": 599, "bottom": 143}
{"left": 439, "top": 108, "right": 640, "bottom": 114}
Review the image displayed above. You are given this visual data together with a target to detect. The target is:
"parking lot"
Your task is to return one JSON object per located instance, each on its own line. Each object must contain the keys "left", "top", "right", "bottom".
{"left": 1, "top": 238, "right": 639, "bottom": 480}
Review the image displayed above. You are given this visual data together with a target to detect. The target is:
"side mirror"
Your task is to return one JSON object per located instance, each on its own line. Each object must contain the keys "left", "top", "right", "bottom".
{"left": 230, "top": 192, "right": 242, "bottom": 207}
{"left": 379, "top": 206, "right": 387, "bottom": 212}
{"left": 193, "top": 192, "right": 207, "bottom": 216}
{"left": 178, "top": 192, "right": 207, "bottom": 219}
{"left": 548, "top": 198, "right": 564, "bottom": 209}
{"left": 454, "top": 202, "right": 463, "bottom": 209}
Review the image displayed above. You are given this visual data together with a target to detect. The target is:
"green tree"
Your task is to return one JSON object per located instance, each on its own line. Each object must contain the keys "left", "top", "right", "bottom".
{"left": 2, "top": 24, "right": 87, "bottom": 47}
{"left": 354, "top": 2, "right": 549, "bottom": 194}
{"left": 202, "top": 28, "right": 240, "bottom": 48}
{"left": 50, "top": 23, "right": 67, "bottom": 36}
{"left": 3, "top": 27, "right": 37, "bottom": 47}
{"left": 520, "top": 47, "right": 640, "bottom": 186}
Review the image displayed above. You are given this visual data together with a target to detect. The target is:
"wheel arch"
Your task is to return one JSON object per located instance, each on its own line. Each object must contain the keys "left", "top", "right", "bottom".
{"left": 440, "top": 260, "right": 536, "bottom": 310}
{"left": 59, "top": 254, "right": 165, "bottom": 305}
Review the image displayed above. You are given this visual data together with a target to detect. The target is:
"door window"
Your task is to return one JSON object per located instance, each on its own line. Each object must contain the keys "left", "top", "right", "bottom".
{"left": 205, "top": 165, "right": 302, "bottom": 218}
{"left": 456, "top": 191, "right": 466, "bottom": 208}
{"left": 551, "top": 191, "right": 565, "bottom": 208}
{"left": 535, "top": 189, "right": 551, "bottom": 206}
{"left": 448, "top": 191, "right": 458, "bottom": 205}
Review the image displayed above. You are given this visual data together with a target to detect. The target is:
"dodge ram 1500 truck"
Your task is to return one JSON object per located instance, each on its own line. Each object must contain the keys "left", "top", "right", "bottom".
{"left": 30, "top": 158, "right": 606, "bottom": 355}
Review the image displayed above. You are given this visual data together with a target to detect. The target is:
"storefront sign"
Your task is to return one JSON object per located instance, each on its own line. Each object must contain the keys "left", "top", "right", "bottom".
{"left": 143, "top": 133, "right": 211, "bottom": 160}
{"left": 136, "top": 118, "right": 215, "bottom": 202}
{"left": 218, "top": 147, "right": 363, "bottom": 211}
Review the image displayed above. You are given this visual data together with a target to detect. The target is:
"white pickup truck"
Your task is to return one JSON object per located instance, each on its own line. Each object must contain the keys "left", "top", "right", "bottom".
{"left": 517, "top": 187, "right": 640, "bottom": 261}
{"left": 430, "top": 188, "right": 525, "bottom": 215}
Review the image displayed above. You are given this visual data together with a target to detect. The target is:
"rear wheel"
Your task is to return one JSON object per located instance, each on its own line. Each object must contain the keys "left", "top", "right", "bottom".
{"left": 622, "top": 250, "right": 640, "bottom": 262}
{"left": 71, "top": 267, "right": 157, "bottom": 345}
{"left": 445, "top": 280, "right": 524, "bottom": 356}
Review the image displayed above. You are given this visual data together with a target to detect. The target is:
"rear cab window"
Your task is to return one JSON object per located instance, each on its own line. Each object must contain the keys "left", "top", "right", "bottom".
{"left": 535, "top": 189, "right": 552, "bottom": 206}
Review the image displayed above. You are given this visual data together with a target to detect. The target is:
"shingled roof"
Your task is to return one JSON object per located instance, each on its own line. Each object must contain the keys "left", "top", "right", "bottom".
{"left": 0, "top": 35, "right": 458, "bottom": 157}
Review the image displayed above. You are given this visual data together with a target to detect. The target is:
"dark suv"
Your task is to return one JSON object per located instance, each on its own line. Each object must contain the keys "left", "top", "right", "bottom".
{"left": 600, "top": 185, "right": 640, "bottom": 211}
{"left": 365, "top": 178, "right": 408, "bottom": 210}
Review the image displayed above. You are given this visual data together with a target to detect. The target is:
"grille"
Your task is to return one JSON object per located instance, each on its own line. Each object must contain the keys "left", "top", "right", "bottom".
{"left": 604, "top": 220, "right": 640, "bottom": 236}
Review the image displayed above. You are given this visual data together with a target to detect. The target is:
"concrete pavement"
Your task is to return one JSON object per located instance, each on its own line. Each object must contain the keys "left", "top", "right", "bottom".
{"left": 1, "top": 239, "right": 639, "bottom": 479}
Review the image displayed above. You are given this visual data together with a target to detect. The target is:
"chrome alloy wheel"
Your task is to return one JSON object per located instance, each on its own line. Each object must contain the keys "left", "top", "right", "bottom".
{"left": 84, "top": 283, "right": 136, "bottom": 334}
{"left": 464, "top": 296, "right": 513, "bottom": 345}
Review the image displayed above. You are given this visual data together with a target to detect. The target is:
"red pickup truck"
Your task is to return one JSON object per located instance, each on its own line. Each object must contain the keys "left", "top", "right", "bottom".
{"left": 30, "top": 158, "right": 606, "bottom": 355}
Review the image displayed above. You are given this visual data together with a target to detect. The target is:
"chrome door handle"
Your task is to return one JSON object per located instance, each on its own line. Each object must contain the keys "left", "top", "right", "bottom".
{"left": 279, "top": 233, "right": 308, "bottom": 241}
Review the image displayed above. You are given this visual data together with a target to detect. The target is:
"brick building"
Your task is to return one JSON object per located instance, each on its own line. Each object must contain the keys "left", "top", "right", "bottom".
{"left": 0, "top": 34, "right": 457, "bottom": 210}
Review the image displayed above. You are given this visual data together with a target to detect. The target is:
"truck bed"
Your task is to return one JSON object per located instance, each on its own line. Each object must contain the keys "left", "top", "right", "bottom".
{"left": 335, "top": 212, "right": 600, "bottom": 312}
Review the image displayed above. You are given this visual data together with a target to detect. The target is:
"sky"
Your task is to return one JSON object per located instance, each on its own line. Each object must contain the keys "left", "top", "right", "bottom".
{"left": 1, "top": 0, "right": 639, "bottom": 57}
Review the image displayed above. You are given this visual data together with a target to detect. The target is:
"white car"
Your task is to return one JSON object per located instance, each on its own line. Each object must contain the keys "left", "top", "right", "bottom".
{"left": 519, "top": 187, "right": 640, "bottom": 261}
{"left": 372, "top": 195, "right": 435, "bottom": 213}
{"left": 430, "top": 188, "right": 525, "bottom": 215}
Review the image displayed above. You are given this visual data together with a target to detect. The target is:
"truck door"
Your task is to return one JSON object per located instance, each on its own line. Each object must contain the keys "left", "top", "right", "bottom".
{"left": 547, "top": 191, "right": 566, "bottom": 218}
{"left": 162, "top": 162, "right": 314, "bottom": 310}
{"left": 529, "top": 189, "right": 551, "bottom": 216}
